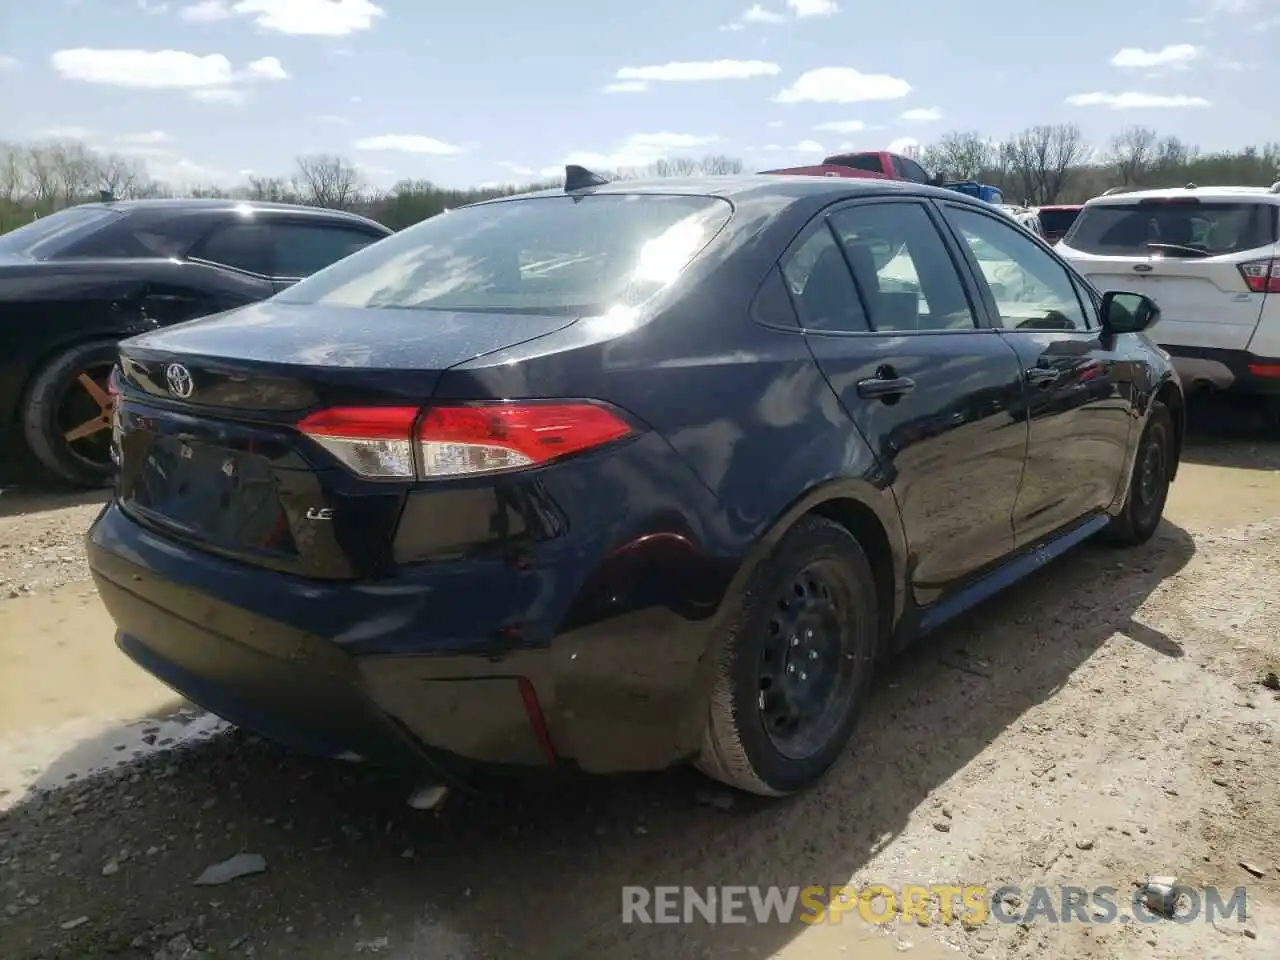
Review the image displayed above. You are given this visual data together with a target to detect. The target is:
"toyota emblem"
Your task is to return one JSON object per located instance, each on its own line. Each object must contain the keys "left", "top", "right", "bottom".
{"left": 165, "top": 362, "right": 194, "bottom": 399}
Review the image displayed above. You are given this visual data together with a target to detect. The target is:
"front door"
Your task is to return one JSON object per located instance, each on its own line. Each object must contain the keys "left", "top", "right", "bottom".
{"left": 937, "top": 201, "right": 1135, "bottom": 548}
{"left": 783, "top": 198, "right": 1028, "bottom": 605}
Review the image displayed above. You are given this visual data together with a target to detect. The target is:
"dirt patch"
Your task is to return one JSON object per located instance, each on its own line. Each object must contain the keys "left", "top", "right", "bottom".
{"left": 0, "top": 408, "right": 1277, "bottom": 959}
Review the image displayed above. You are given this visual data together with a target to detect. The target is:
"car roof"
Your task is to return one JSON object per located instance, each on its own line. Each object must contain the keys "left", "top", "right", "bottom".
{"left": 79, "top": 197, "right": 390, "bottom": 231}
{"left": 1084, "top": 186, "right": 1280, "bottom": 206}
{"left": 478, "top": 173, "right": 996, "bottom": 209}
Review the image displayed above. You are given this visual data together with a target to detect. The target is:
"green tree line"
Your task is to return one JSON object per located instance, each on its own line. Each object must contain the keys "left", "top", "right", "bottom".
{"left": 2, "top": 127, "right": 1278, "bottom": 235}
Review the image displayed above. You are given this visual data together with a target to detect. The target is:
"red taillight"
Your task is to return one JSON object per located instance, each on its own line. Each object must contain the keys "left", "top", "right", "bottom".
{"left": 297, "top": 402, "right": 634, "bottom": 480}
{"left": 1239, "top": 258, "right": 1280, "bottom": 294}
{"left": 1248, "top": 363, "right": 1280, "bottom": 378}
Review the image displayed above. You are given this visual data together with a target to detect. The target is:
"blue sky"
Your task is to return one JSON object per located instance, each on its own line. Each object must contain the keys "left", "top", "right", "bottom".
{"left": 0, "top": 0, "right": 1276, "bottom": 190}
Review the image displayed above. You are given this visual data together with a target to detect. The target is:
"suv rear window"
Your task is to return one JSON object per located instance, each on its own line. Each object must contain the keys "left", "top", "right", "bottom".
{"left": 274, "top": 194, "right": 732, "bottom": 315}
{"left": 0, "top": 206, "right": 119, "bottom": 258}
{"left": 823, "top": 153, "right": 885, "bottom": 175}
{"left": 1064, "top": 200, "right": 1278, "bottom": 257}
{"left": 1037, "top": 208, "right": 1080, "bottom": 235}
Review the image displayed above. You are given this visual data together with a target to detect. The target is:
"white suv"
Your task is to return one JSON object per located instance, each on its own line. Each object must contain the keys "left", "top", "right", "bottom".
{"left": 1057, "top": 183, "right": 1280, "bottom": 421}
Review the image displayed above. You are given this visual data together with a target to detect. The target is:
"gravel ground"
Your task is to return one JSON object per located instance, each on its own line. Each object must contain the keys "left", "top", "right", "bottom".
{"left": 0, "top": 400, "right": 1277, "bottom": 960}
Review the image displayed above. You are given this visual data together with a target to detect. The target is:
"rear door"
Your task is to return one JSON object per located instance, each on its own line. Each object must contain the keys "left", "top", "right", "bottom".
{"left": 1060, "top": 196, "right": 1279, "bottom": 353}
{"left": 938, "top": 200, "right": 1133, "bottom": 547}
{"left": 784, "top": 197, "right": 1028, "bottom": 603}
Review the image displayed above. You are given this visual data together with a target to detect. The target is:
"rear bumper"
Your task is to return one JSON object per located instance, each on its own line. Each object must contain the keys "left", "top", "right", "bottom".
{"left": 87, "top": 500, "right": 723, "bottom": 776}
{"left": 1162, "top": 345, "right": 1280, "bottom": 396}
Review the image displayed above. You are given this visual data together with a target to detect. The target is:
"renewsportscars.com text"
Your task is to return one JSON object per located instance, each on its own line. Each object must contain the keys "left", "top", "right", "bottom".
{"left": 621, "top": 884, "right": 1249, "bottom": 926}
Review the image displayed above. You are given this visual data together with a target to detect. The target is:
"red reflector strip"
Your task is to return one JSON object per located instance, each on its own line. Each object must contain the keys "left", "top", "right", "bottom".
{"left": 517, "top": 677, "right": 557, "bottom": 765}
{"left": 296, "top": 406, "right": 420, "bottom": 438}
{"left": 1248, "top": 363, "right": 1280, "bottom": 378}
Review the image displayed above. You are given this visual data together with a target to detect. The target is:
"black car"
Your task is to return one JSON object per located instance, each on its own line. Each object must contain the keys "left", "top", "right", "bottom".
{"left": 86, "top": 171, "right": 1183, "bottom": 798}
{"left": 0, "top": 199, "right": 392, "bottom": 486}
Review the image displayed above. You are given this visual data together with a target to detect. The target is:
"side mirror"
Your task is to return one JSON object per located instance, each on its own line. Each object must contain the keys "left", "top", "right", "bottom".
{"left": 1100, "top": 290, "right": 1159, "bottom": 334}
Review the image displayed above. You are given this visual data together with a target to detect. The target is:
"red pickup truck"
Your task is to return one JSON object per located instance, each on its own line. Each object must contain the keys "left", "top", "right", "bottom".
{"left": 761, "top": 150, "right": 933, "bottom": 183}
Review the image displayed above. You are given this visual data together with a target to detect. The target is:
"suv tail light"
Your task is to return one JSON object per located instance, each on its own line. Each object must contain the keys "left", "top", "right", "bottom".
{"left": 297, "top": 402, "right": 635, "bottom": 480}
{"left": 1239, "top": 258, "right": 1280, "bottom": 294}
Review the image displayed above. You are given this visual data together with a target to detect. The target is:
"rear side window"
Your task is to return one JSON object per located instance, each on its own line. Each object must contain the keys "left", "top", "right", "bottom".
{"left": 1065, "top": 201, "right": 1279, "bottom": 257}
{"left": 0, "top": 206, "right": 118, "bottom": 258}
{"left": 274, "top": 194, "right": 732, "bottom": 315}
{"left": 268, "top": 223, "right": 384, "bottom": 278}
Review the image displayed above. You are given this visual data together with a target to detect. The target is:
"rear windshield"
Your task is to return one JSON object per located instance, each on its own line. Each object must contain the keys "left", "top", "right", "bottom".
{"left": 1064, "top": 201, "right": 1278, "bottom": 257}
{"left": 274, "top": 194, "right": 732, "bottom": 316}
{"left": 823, "top": 153, "right": 885, "bottom": 175}
{"left": 1037, "top": 208, "right": 1080, "bottom": 235}
{"left": 0, "top": 206, "right": 119, "bottom": 258}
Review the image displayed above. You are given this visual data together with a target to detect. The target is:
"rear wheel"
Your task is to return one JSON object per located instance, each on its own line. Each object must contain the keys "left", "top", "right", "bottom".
{"left": 1101, "top": 400, "right": 1173, "bottom": 547}
{"left": 696, "top": 516, "right": 878, "bottom": 796}
{"left": 21, "top": 340, "right": 120, "bottom": 489}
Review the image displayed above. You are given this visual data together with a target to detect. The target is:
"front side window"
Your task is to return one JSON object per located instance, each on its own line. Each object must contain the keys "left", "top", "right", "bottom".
{"left": 943, "top": 204, "right": 1089, "bottom": 331}
{"left": 274, "top": 194, "right": 732, "bottom": 316}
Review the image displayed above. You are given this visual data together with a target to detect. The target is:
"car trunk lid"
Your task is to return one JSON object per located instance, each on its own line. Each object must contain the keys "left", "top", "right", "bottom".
{"left": 113, "top": 300, "right": 578, "bottom": 578}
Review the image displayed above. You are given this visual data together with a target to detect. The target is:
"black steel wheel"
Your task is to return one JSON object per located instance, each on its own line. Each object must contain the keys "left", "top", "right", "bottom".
{"left": 698, "top": 515, "right": 879, "bottom": 796}
{"left": 1101, "top": 399, "right": 1173, "bottom": 547}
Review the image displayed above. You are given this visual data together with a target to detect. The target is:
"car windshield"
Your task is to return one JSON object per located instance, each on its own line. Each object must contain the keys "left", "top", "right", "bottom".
{"left": 274, "top": 193, "right": 733, "bottom": 316}
{"left": 0, "top": 205, "right": 119, "bottom": 258}
{"left": 1037, "top": 208, "right": 1080, "bottom": 235}
{"left": 1065, "top": 200, "right": 1278, "bottom": 256}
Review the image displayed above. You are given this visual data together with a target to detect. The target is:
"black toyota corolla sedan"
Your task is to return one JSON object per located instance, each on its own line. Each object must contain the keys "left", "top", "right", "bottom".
{"left": 87, "top": 169, "right": 1183, "bottom": 797}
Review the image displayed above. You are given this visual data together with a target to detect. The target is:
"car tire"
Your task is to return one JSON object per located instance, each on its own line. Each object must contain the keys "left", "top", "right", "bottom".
{"left": 1100, "top": 400, "right": 1173, "bottom": 548}
{"left": 696, "top": 515, "right": 878, "bottom": 796}
{"left": 21, "top": 340, "right": 120, "bottom": 489}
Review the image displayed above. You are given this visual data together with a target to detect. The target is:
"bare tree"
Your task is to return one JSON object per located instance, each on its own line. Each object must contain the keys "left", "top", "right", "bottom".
{"left": 1107, "top": 126, "right": 1158, "bottom": 187}
{"left": 921, "top": 131, "right": 992, "bottom": 180}
{"left": 1003, "top": 124, "right": 1090, "bottom": 205}
{"left": 0, "top": 143, "right": 25, "bottom": 204}
{"left": 292, "top": 153, "right": 363, "bottom": 209}
{"left": 95, "top": 152, "right": 146, "bottom": 199}
{"left": 24, "top": 145, "right": 59, "bottom": 209}
{"left": 699, "top": 154, "right": 744, "bottom": 175}
{"left": 246, "top": 175, "right": 297, "bottom": 202}
{"left": 48, "top": 140, "right": 97, "bottom": 206}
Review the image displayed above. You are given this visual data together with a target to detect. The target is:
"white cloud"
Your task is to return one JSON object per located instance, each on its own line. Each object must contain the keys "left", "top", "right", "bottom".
{"left": 775, "top": 67, "right": 910, "bottom": 103}
{"left": 787, "top": 0, "right": 838, "bottom": 15}
{"left": 138, "top": 0, "right": 171, "bottom": 13}
{"left": 543, "top": 131, "right": 719, "bottom": 175}
{"left": 744, "top": 4, "right": 786, "bottom": 22}
{"left": 766, "top": 120, "right": 784, "bottom": 128}
{"left": 814, "top": 119, "right": 865, "bottom": 133}
{"left": 888, "top": 136, "right": 920, "bottom": 152}
{"left": 245, "top": 55, "right": 287, "bottom": 79}
{"left": 1066, "top": 91, "right": 1211, "bottom": 108}
{"left": 615, "top": 60, "right": 780, "bottom": 82}
{"left": 0, "top": 56, "right": 20, "bottom": 72}
{"left": 603, "top": 80, "right": 648, "bottom": 93}
{"left": 230, "top": 0, "right": 385, "bottom": 36}
{"left": 353, "top": 134, "right": 461, "bottom": 154}
{"left": 191, "top": 88, "right": 247, "bottom": 104}
{"left": 790, "top": 140, "right": 825, "bottom": 152}
{"left": 318, "top": 113, "right": 348, "bottom": 124}
{"left": 1110, "top": 44, "right": 1200, "bottom": 68}
{"left": 719, "top": 22, "right": 745, "bottom": 31}
{"left": 49, "top": 48, "right": 287, "bottom": 102}
{"left": 116, "top": 130, "right": 171, "bottom": 144}
{"left": 179, "top": 0, "right": 232, "bottom": 21}
{"left": 36, "top": 125, "right": 92, "bottom": 139}
{"left": 498, "top": 161, "right": 536, "bottom": 176}
{"left": 899, "top": 106, "right": 941, "bottom": 121}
